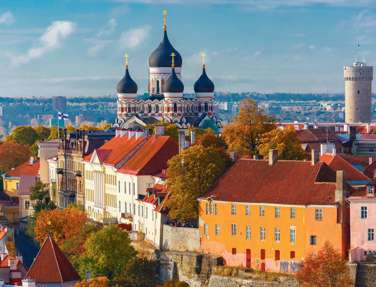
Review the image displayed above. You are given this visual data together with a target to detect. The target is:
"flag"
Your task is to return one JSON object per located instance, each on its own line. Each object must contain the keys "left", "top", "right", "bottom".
{"left": 58, "top": 112, "right": 69, "bottom": 120}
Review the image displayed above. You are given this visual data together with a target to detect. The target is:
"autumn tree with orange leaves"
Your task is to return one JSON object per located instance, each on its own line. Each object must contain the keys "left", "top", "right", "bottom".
{"left": 75, "top": 277, "right": 109, "bottom": 287}
{"left": 297, "top": 242, "right": 353, "bottom": 287}
{"left": 34, "top": 206, "right": 96, "bottom": 256}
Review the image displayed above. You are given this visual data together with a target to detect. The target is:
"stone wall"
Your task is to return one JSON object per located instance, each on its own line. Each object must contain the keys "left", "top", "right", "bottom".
{"left": 208, "top": 275, "right": 298, "bottom": 287}
{"left": 356, "top": 263, "right": 376, "bottom": 287}
{"left": 162, "top": 225, "right": 200, "bottom": 252}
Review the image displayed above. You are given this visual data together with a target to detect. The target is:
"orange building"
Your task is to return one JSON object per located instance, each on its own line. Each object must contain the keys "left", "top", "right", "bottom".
{"left": 198, "top": 151, "right": 349, "bottom": 273}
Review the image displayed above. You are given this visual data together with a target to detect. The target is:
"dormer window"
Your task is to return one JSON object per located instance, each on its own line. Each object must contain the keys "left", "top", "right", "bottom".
{"left": 368, "top": 185, "right": 375, "bottom": 195}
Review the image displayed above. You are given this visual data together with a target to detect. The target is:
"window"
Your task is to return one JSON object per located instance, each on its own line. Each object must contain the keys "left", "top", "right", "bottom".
{"left": 205, "top": 202, "right": 209, "bottom": 215}
{"left": 119, "top": 201, "right": 121, "bottom": 212}
{"left": 145, "top": 207, "right": 148, "bottom": 219}
{"left": 215, "top": 224, "right": 220, "bottom": 236}
{"left": 260, "top": 249, "right": 266, "bottom": 259}
{"left": 232, "top": 248, "right": 237, "bottom": 255}
{"left": 132, "top": 183, "right": 135, "bottom": 195}
{"left": 245, "top": 205, "right": 250, "bottom": 216}
{"left": 315, "top": 208, "right": 323, "bottom": 221}
{"left": 204, "top": 224, "right": 209, "bottom": 236}
{"left": 361, "top": 206, "right": 368, "bottom": 219}
{"left": 231, "top": 203, "right": 237, "bottom": 215}
{"left": 25, "top": 200, "right": 30, "bottom": 210}
{"left": 129, "top": 183, "right": 131, "bottom": 195}
{"left": 16, "top": 183, "right": 19, "bottom": 191}
{"left": 274, "top": 228, "right": 281, "bottom": 242}
{"left": 124, "top": 203, "right": 127, "bottom": 213}
{"left": 124, "top": 182, "right": 127, "bottom": 194}
{"left": 246, "top": 225, "right": 251, "bottom": 240}
{"left": 290, "top": 227, "right": 296, "bottom": 243}
{"left": 368, "top": 229, "right": 374, "bottom": 241}
{"left": 260, "top": 226, "right": 266, "bottom": 240}
{"left": 310, "top": 235, "right": 317, "bottom": 245}
{"left": 259, "top": 206, "right": 265, "bottom": 217}
{"left": 133, "top": 204, "right": 136, "bottom": 215}
{"left": 137, "top": 205, "right": 140, "bottom": 216}
{"left": 290, "top": 207, "right": 296, "bottom": 219}
{"left": 213, "top": 203, "right": 218, "bottom": 215}
{"left": 231, "top": 224, "right": 237, "bottom": 236}
{"left": 275, "top": 250, "right": 280, "bottom": 261}
{"left": 290, "top": 251, "right": 295, "bottom": 259}
{"left": 275, "top": 207, "right": 281, "bottom": 218}
{"left": 118, "top": 181, "right": 120, "bottom": 193}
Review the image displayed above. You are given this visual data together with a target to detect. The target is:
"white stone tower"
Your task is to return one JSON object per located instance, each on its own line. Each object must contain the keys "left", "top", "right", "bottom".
{"left": 344, "top": 61, "right": 373, "bottom": 123}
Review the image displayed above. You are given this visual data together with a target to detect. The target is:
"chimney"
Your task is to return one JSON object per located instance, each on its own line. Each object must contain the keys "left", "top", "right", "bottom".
{"left": 155, "top": 125, "right": 165, "bottom": 136}
{"left": 29, "top": 157, "right": 35, "bottom": 165}
{"left": 268, "top": 149, "right": 278, "bottom": 166}
{"left": 369, "top": 157, "right": 374, "bottom": 166}
{"left": 335, "top": 170, "right": 345, "bottom": 203}
{"left": 311, "top": 149, "right": 319, "bottom": 165}
{"left": 190, "top": 130, "right": 196, "bottom": 145}
{"left": 178, "top": 129, "right": 186, "bottom": 153}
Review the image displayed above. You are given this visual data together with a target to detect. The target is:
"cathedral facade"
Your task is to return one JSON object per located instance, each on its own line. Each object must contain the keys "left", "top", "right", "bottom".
{"left": 115, "top": 11, "right": 221, "bottom": 131}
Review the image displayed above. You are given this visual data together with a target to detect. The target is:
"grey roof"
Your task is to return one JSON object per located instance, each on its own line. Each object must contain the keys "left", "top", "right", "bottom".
{"left": 149, "top": 31, "right": 182, "bottom": 68}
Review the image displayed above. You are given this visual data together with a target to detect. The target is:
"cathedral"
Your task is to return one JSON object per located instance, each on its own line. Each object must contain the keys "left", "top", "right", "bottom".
{"left": 114, "top": 11, "right": 221, "bottom": 132}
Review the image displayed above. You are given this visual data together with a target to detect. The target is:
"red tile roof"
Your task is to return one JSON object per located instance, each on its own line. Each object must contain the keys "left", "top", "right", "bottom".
{"left": 320, "top": 154, "right": 369, "bottom": 182}
{"left": 296, "top": 128, "right": 338, "bottom": 143}
{"left": 86, "top": 135, "right": 178, "bottom": 176}
{"left": 26, "top": 236, "right": 80, "bottom": 284}
{"left": 203, "top": 159, "right": 338, "bottom": 205}
{"left": 6, "top": 161, "right": 39, "bottom": 177}
{"left": 364, "top": 161, "right": 376, "bottom": 179}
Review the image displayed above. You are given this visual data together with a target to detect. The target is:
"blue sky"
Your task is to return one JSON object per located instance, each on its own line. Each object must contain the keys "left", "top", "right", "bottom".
{"left": 0, "top": 0, "right": 376, "bottom": 97}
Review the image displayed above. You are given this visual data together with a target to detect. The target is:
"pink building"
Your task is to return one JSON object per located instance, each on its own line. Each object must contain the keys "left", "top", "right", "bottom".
{"left": 349, "top": 186, "right": 376, "bottom": 262}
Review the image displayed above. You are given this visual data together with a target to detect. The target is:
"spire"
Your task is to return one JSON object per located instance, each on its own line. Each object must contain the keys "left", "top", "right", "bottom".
{"left": 201, "top": 52, "right": 206, "bottom": 69}
{"left": 171, "top": 52, "right": 176, "bottom": 68}
{"left": 163, "top": 9, "right": 168, "bottom": 32}
{"left": 124, "top": 53, "right": 129, "bottom": 69}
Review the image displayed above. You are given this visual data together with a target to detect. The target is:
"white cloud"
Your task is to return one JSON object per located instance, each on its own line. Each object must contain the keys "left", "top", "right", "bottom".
{"left": 0, "top": 11, "right": 15, "bottom": 25}
{"left": 10, "top": 21, "right": 75, "bottom": 66}
{"left": 88, "top": 18, "right": 118, "bottom": 56}
{"left": 119, "top": 25, "right": 151, "bottom": 49}
{"left": 354, "top": 11, "right": 376, "bottom": 29}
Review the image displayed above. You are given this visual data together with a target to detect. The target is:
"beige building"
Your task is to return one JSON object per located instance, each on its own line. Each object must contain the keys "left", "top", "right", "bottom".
{"left": 38, "top": 140, "right": 59, "bottom": 184}
{"left": 344, "top": 61, "right": 373, "bottom": 123}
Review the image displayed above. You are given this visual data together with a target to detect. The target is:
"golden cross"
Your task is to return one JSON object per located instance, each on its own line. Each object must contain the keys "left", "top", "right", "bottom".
{"left": 201, "top": 52, "right": 206, "bottom": 68}
{"left": 171, "top": 52, "right": 175, "bottom": 68}
{"left": 124, "top": 53, "right": 128, "bottom": 68}
{"left": 163, "top": 9, "right": 168, "bottom": 31}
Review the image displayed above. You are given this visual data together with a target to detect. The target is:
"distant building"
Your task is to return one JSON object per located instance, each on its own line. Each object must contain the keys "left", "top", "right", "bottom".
{"left": 344, "top": 61, "right": 373, "bottom": 123}
{"left": 38, "top": 141, "right": 59, "bottom": 184}
{"left": 52, "top": 96, "right": 67, "bottom": 112}
{"left": 199, "top": 151, "right": 349, "bottom": 273}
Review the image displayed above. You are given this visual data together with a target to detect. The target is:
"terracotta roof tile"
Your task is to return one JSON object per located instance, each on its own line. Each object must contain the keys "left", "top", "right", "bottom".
{"left": 203, "top": 159, "right": 337, "bottom": 205}
{"left": 320, "top": 154, "right": 369, "bottom": 182}
{"left": 7, "top": 161, "right": 39, "bottom": 177}
{"left": 26, "top": 236, "right": 80, "bottom": 284}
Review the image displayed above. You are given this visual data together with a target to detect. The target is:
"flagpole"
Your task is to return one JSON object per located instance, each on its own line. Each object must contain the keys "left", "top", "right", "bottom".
{"left": 57, "top": 112, "right": 60, "bottom": 140}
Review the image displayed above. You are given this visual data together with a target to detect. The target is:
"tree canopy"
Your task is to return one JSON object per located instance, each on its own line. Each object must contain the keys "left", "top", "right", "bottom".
{"left": 75, "top": 277, "right": 109, "bottom": 287}
{"left": 222, "top": 99, "right": 275, "bottom": 156}
{"left": 34, "top": 126, "right": 51, "bottom": 141}
{"left": 257, "top": 127, "right": 306, "bottom": 160}
{"left": 297, "top": 242, "right": 353, "bottom": 287}
{"left": 7, "top": 126, "right": 39, "bottom": 146}
{"left": 166, "top": 144, "right": 231, "bottom": 222}
{"left": 0, "top": 142, "right": 31, "bottom": 172}
{"left": 78, "top": 225, "right": 136, "bottom": 282}
{"left": 30, "top": 180, "right": 56, "bottom": 213}
{"left": 196, "top": 129, "right": 227, "bottom": 150}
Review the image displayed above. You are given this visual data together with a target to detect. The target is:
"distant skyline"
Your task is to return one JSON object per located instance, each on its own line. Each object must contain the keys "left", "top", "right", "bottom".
{"left": 0, "top": 0, "right": 376, "bottom": 97}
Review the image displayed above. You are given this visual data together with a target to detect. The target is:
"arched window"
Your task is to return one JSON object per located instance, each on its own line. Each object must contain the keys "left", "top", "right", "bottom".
{"left": 187, "top": 105, "right": 190, "bottom": 112}
{"left": 155, "top": 105, "right": 159, "bottom": 113}
{"left": 127, "top": 105, "right": 131, "bottom": 113}
{"left": 173, "top": 103, "right": 178, "bottom": 113}
{"left": 204, "top": 102, "right": 209, "bottom": 112}
{"left": 156, "top": 80, "right": 160, "bottom": 94}
{"left": 148, "top": 104, "right": 152, "bottom": 113}
{"left": 198, "top": 104, "right": 202, "bottom": 113}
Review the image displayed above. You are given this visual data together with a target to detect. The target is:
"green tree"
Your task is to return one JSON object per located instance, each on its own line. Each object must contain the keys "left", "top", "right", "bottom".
{"left": 257, "top": 127, "right": 306, "bottom": 160}
{"left": 222, "top": 99, "right": 275, "bottom": 156}
{"left": 122, "top": 258, "right": 156, "bottom": 287}
{"left": 78, "top": 225, "right": 136, "bottom": 281}
{"left": 30, "top": 180, "right": 56, "bottom": 213}
{"left": 34, "top": 126, "right": 51, "bottom": 141}
{"left": 7, "top": 126, "right": 38, "bottom": 146}
{"left": 166, "top": 145, "right": 231, "bottom": 222}
{"left": 0, "top": 142, "right": 31, "bottom": 172}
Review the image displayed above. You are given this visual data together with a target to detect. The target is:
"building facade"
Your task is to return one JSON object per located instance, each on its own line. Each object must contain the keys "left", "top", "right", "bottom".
{"left": 199, "top": 153, "right": 349, "bottom": 273}
{"left": 344, "top": 61, "right": 373, "bottom": 124}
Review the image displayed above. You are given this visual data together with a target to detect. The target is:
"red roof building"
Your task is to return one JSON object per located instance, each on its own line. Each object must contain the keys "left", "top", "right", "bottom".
{"left": 26, "top": 236, "right": 80, "bottom": 286}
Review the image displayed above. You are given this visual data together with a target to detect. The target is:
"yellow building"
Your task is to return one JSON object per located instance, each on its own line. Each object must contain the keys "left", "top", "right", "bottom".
{"left": 199, "top": 153, "right": 349, "bottom": 273}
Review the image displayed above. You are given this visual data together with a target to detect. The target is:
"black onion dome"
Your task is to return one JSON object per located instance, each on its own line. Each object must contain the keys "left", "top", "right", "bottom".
{"left": 149, "top": 31, "right": 182, "bottom": 68}
{"left": 117, "top": 68, "right": 138, "bottom": 94}
{"left": 163, "top": 68, "right": 184, "bottom": 93}
{"left": 194, "top": 67, "right": 214, "bottom": 93}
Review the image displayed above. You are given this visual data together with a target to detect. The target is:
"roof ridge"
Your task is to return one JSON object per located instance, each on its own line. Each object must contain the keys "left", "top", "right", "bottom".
{"left": 337, "top": 154, "right": 368, "bottom": 180}
{"left": 49, "top": 237, "right": 64, "bottom": 284}
{"left": 26, "top": 236, "right": 49, "bottom": 279}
